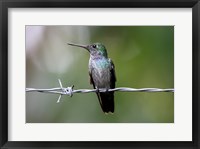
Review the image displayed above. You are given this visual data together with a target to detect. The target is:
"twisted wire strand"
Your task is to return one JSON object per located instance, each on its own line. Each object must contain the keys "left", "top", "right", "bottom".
{"left": 26, "top": 79, "right": 174, "bottom": 103}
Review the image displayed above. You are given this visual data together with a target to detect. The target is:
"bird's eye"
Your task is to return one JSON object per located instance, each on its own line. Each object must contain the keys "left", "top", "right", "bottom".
{"left": 92, "top": 44, "right": 96, "bottom": 48}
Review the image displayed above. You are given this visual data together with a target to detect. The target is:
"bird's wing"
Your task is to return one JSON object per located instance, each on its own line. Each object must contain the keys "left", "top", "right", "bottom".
{"left": 89, "top": 71, "right": 102, "bottom": 105}
{"left": 89, "top": 70, "right": 94, "bottom": 85}
{"left": 89, "top": 70, "right": 95, "bottom": 87}
{"left": 109, "top": 58, "right": 116, "bottom": 89}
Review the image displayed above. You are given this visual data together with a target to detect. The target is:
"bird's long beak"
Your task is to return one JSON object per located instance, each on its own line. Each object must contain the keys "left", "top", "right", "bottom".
{"left": 67, "top": 43, "right": 89, "bottom": 51}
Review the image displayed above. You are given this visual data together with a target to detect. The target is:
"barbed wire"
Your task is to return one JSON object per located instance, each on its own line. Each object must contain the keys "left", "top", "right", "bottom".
{"left": 26, "top": 79, "right": 174, "bottom": 103}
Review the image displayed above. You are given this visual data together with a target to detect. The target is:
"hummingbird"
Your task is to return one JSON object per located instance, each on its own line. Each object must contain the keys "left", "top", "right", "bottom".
{"left": 68, "top": 42, "right": 116, "bottom": 113}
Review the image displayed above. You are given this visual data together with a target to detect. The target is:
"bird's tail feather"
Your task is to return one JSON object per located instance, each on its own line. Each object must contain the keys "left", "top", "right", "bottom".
{"left": 98, "top": 92, "right": 114, "bottom": 113}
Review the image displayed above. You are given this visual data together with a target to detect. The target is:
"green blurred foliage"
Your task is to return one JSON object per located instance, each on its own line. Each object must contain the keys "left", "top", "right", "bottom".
{"left": 26, "top": 26, "right": 174, "bottom": 123}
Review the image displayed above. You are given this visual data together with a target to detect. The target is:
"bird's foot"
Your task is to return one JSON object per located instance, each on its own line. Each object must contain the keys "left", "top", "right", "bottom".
{"left": 96, "top": 88, "right": 100, "bottom": 93}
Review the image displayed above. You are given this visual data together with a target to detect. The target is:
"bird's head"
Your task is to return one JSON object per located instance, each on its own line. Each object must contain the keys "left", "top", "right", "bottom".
{"left": 68, "top": 42, "right": 108, "bottom": 58}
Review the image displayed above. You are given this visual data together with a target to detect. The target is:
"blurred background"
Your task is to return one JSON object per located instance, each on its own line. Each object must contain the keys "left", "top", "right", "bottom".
{"left": 26, "top": 26, "right": 174, "bottom": 123}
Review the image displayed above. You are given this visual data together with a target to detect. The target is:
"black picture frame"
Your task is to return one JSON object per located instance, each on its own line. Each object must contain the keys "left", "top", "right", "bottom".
{"left": 0, "top": 0, "right": 199, "bottom": 148}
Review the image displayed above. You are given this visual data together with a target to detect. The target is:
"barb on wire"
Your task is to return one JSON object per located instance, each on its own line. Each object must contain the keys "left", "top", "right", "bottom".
{"left": 26, "top": 79, "right": 174, "bottom": 103}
